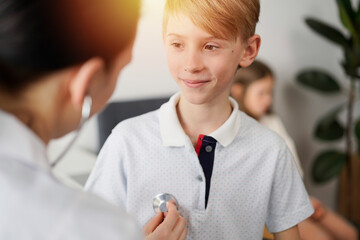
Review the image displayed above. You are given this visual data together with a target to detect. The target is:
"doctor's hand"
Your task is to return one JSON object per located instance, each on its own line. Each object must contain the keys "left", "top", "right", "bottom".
{"left": 143, "top": 203, "right": 187, "bottom": 240}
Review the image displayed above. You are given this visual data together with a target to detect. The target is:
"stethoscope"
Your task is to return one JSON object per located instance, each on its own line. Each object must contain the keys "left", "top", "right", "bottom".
{"left": 153, "top": 193, "right": 179, "bottom": 213}
{"left": 51, "top": 95, "right": 92, "bottom": 168}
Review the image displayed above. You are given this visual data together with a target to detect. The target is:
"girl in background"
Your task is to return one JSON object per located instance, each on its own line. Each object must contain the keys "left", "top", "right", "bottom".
{"left": 232, "top": 60, "right": 358, "bottom": 240}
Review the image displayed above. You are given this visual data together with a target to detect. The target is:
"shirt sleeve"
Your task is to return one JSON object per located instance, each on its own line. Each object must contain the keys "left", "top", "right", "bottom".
{"left": 265, "top": 145, "right": 314, "bottom": 233}
{"left": 84, "top": 131, "right": 127, "bottom": 209}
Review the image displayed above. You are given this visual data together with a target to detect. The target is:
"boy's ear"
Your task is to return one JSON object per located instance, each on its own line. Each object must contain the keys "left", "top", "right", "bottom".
{"left": 68, "top": 57, "right": 105, "bottom": 110}
{"left": 239, "top": 34, "right": 261, "bottom": 68}
{"left": 231, "top": 83, "right": 243, "bottom": 101}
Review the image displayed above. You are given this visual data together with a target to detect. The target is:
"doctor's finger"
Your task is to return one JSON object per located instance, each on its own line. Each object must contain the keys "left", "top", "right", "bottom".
{"left": 143, "top": 212, "right": 163, "bottom": 235}
{"left": 161, "top": 203, "right": 180, "bottom": 230}
{"left": 172, "top": 216, "right": 187, "bottom": 237}
{"left": 179, "top": 226, "right": 188, "bottom": 240}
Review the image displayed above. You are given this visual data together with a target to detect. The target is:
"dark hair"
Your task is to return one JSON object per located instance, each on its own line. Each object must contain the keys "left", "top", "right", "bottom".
{"left": 0, "top": 0, "right": 141, "bottom": 93}
{"left": 233, "top": 60, "right": 274, "bottom": 118}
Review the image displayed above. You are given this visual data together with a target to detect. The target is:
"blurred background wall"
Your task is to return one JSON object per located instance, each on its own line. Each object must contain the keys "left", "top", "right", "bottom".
{"left": 50, "top": 0, "right": 351, "bottom": 210}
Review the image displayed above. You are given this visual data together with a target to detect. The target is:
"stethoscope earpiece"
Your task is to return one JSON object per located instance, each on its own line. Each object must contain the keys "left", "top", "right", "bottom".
{"left": 81, "top": 95, "right": 92, "bottom": 125}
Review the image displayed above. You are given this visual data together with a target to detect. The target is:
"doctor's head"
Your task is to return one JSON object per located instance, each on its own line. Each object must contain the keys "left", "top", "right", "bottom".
{"left": 0, "top": 0, "right": 141, "bottom": 141}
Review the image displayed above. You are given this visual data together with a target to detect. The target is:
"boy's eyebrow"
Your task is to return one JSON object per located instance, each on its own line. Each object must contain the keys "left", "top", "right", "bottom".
{"left": 167, "top": 33, "right": 227, "bottom": 42}
{"left": 166, "top": 33, "right": 185, "bottom": 38}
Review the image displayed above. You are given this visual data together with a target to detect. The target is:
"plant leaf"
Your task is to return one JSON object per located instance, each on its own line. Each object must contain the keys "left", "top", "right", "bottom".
{"left": 305, "top": 18, "right": 351, "bottom": 50}
{"left": 312, "top": 150, "right": 347, "bottom": 183}
{"left": 341, "top": 50, "right": 356, "bottom": 77}
{"left": 337, "top": 0, "right": 355, "bottom": 16}
{"left": 314, "top": 104, "right": 345, "bottom": 141}
{"left": 315, "top": 118, "right": 344, "bottom": 141}
{"left": 356, "top": 2, "right": 360, "bottom": 29}
{"left": 296, "top": 70, "right": 341, "bottom": 93}
{"left": 355, "top": 119, "right": 360, "bottom": 140}
{"left": 341, "top": 50, "right": 360, "bottom": 78}
{"left": 336, "top": 0, "right": 356, "bottom": 38}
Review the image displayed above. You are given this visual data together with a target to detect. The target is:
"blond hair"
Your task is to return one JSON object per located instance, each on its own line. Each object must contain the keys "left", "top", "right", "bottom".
{"left": 163, "top": 0, "right": 260, "bottom": 41}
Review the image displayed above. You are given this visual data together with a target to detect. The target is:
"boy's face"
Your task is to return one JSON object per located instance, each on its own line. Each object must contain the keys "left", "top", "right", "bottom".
{"left": 164, "top": 14, "right": 248, "bottom": 105}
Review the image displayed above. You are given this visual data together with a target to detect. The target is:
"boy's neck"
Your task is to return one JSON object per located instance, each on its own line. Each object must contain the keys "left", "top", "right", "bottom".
{"left": 176, "top": 95, "right": 233, "bottom": 146}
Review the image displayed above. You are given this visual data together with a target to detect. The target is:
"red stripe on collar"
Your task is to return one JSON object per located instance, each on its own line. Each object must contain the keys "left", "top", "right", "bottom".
{"left": 195, "top": 134, "right": 205, "bottom": 156}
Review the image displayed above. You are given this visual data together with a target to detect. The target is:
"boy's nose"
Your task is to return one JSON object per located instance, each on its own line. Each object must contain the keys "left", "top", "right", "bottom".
{"left": 184, "top": 51, "right": 204, "bottom": 73}
{"left": 184, "top": 65, "right": 202, "bottom": 72}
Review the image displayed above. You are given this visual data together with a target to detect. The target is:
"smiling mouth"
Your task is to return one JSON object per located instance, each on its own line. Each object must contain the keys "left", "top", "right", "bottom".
{"left": 180, "top": 78, "right": 211, "bottom": 88}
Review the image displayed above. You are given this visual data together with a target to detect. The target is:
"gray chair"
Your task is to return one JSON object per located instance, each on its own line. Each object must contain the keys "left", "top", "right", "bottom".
{"left": 97, "top": 96, "right": 170, "bottom": 151}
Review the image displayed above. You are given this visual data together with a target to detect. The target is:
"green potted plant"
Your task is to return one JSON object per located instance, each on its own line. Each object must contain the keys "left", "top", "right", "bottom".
{"left": 296, "top": 0, "right": 360, "bottom": 226}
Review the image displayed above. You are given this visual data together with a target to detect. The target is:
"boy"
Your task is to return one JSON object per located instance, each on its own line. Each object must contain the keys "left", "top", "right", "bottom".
{"left": 86, "top": 0, "right": 314, "bottom": 239}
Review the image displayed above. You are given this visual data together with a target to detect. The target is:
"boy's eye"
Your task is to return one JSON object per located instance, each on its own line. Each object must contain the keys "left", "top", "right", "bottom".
{"left": 204, "top": 45, "right": 218, "bottom": 51}
{"left": 171, "top": 42, "right": 183, "bottom": 48}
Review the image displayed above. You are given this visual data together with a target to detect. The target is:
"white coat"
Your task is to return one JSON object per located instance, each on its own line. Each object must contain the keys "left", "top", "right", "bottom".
{"left": 0, "top": 110, "right": 141, "bottom": 240}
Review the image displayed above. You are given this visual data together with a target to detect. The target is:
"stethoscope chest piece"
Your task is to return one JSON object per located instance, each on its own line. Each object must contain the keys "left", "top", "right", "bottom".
{"left": 153, "top": 193, "right": 179, "bottom": 213}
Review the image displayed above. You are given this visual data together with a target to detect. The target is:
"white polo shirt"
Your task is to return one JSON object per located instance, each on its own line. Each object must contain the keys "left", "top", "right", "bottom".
{"left": 0, "top": 110, "right": 141, "bottom": 240}
{"left": 86, "top": 93, "right": 314, "bottom": 240}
